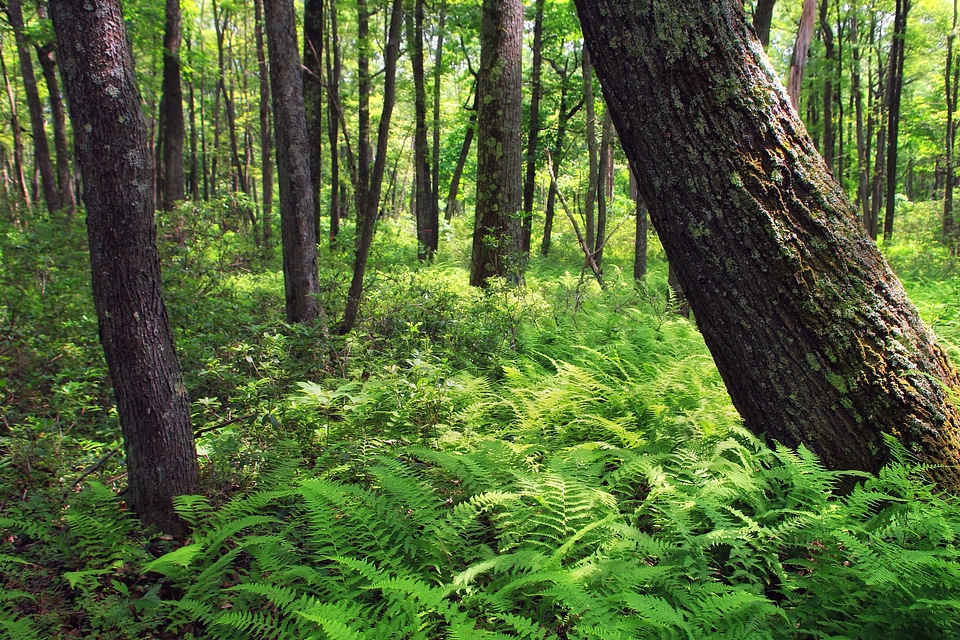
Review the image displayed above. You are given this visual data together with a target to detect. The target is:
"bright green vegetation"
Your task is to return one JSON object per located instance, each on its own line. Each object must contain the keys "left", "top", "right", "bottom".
{"left": 2, "top": 202, "right": 959, "bottom": 638}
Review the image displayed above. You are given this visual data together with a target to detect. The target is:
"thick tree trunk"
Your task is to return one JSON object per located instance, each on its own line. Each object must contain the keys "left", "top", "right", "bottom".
{"left": 8, "top": 0, "right": 59, "bottom": 213}
{"left": 470, "top": 0, "right": 524, "bottom": 287}
{"left": 521, "top": 0, "right": 545, "bottom": 254}
{"left": 255, "top": 0, "right": 274, "bottom": 247}
{"left": 303, "top": 0, "right": 323, "bottom": 243}
{"left": 159, "top": 0, "right": 186, "bottom": 210}
{"left": 340, "top": 0, "right": 403, "bottom": 333}
{"left": 883, "top": 0, "right": 910, "bottom": 243}
{"left": 50, "top": 0, "right": 198, "bottom": 537}
{"left": 264, "top": 0, "right": 321, "bottom": 323}
{"left": 574, "top": 0, "right": 960, "bottom": 489}
{"left": 752, "top": 0, "right": 777, "bottom": 49}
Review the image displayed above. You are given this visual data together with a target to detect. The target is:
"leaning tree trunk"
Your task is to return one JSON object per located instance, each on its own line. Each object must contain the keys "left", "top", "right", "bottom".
{"left": 50, "top": 0, "right": 198, "bottom": 537}
{"left": 574, "top": 0, "right": 960, "bottom": 489}
{"left": 264, "top": 0, "right": 321, "bottom": 323}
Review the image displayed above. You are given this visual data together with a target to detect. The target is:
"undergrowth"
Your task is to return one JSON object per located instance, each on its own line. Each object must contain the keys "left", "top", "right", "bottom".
{"left": 2, "top": 200, "right": 959, "bottom": 637}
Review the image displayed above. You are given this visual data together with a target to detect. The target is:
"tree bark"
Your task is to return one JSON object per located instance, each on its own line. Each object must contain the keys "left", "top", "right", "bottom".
{"left": 0, "top": 40, "right": 31, "bottom": 213}
{"left": 470, "top": 0, "right": 524, "bottom": 287}
{"left": 631, "top": 170, "right": 648, "bottom": 280}
{"left": 432, "top": 1, "right": 446, "bottom": 228}
{"left": 303, "top": 0, "right": 323, "bottom": 243}
{"left": 574, "top": 0, "right": 960, "bottom": 489}
{"left": 819, "top": 0, "right": 836, "bottom": 174}
{"left": 946, "top": 0, "right": 958, "bottom": 241}
{"left": 883, "top": 0, "right": 910, "bottom": 243}
{"left": 50, "top": 0, "right": 198, "bottom": 537}
{"left": 7, "top": 0, "right": 59, "bottom": 213}
{"left": 594, "top": 109, "right": 613, "bottom": 268}
{"left": 355, "top": 0, "right": 372, "bottom": 223}
{"left": 521, "top": 0, "right": 545, "bottom": 254}
{"left": 264, "top": 0, "right": 321, "bottom": 323}
{"left": 540, "top": 54, "right": 581, "bottom": 258}
{"left": 326, "top": 0, "right": 342, "bottom": 245}
{"left": 158, "top": 0, "right": 186, "bottom": 210}
{"left": 444, "top": 88, "right": 477, "bottom": 222}
{"left": 582, "top": 44, "right": 598, "bottom": 253}
{"left": 340, "top": 0, "right": 403, "bottom": 333}
{"left": 752, "top": 0, "right": 777, "bottom": 49}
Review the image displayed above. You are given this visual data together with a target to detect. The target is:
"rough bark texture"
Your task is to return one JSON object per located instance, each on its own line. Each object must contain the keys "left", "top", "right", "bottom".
{"left": 50, "top": 0, "right": 198, "bottom": 536}
{"left": 264, "top": 0, "right": 321, "bottom": 323}
{"left": 574, "top": 0, "right": 960, "bottom": 488}
{"left": 470, "top": 0, "right": 524, "bottom": 287}
{"left": 8, "top": 0, "right": 59, "bottom": 213}
{"left": 159, "top": 0, "right": 186, "bottom": 210}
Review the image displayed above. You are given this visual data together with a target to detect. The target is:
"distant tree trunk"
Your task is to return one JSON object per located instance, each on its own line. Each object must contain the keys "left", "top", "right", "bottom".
{"left": 945, "top": 0, "right": 958, "bottom": 241}
{"left": 7, "top": 0, "right": 59, "bottom": 213}
{"left": 521, "top": 0, "right": 545, "bottom": 254}
{"left": 264, "top": 0, "right": 321, "bottom": 323}
{"left": 575, "top": 0, "right": 960, "bottom": 489}
{"left": 594, "top": 109, "right": 613, "bottom": 268}
{"left": 883, "top": 0, "right": 910, "bottom": 243}
{"left": 303, "top": 0, "right": 323, "bottom": 243}
{"left": 752, "top": 0, "right": 777, "bottom": 49}
{"left": 32, "top": 2, "right": 75, "bottom": 214}
{"left": 470, "top": 0, "right": 524, "bottom": 287}
{"left": 631, "top": 170, "right": 647, "bottom": 280}
{"left": 541, "top": 54, "right": 581, "bottom": 258}
{"left": 819, "top": 0, "right": 836, "bottom": 174}
{"left": 158, "top": 0, "right": 185, "bottom": 210}
{"left": 408, "top": 0, "right": 437, "bottom": 260}
{"left": 340, "top": 0, "right": 403, "bottom": 333}
{"left": 582, "top": 44, "right": 598, "bottom": 253}
{"left": 0, "top": 41, "right": 31, "bottom": 213}
{"left": 432, "top": 1, "right": 446, "bottom": 225}
{"left": 355, "top": 0, "right": 372, "bottom": 223}
{"left": 326, "top": 0, "right": 342, "bottom": 245}
{"left": 444, "top": 89, "right": 477, "bottom": 221}
{"left": 51, "top": 0, "right": 198, "bottom": 537}
{"left": 255, "top": 0, "right": 274, "bottom": 247}
{"left": 851, "top": 9, "right": 871, "bottom": 231}
{"left": 787, "top": 0, "right": 818, "bottom": 112}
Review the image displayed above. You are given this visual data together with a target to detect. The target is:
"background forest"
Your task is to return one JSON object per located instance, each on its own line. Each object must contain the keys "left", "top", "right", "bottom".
{"left": 2, "top": 0, "right": 960, "bottom": 638}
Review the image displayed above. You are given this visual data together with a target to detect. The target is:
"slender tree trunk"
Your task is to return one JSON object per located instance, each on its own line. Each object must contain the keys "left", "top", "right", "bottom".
{"left": 432, "top": 1, "right": 446, "bottom": 225}
{"left": 0, "top": 40, "right": 31, "bottom": 213}
{"left": 187, "top": 37, "right": 200, "bottom": 202}
{"left": 819, "top": 0, "right": 836, "bottom": 174}
{"left": 575, "top": 0, "right": 960, "bottom": 489}
{"left": 594, "top": 109, "right": 613, "bottom": 268}
{"left": 445, "top": 89, "right": 477, "bottom": 222}
{"left": 255, "top": 0, "right": 274, "bottom": 247}
{"left": 945, "top": 0, "right": 958, "bottom": 241}
{"left": 303, "top": 0, "right": 324, "bottom": 243}
{"left": 264, "top": 0, "right": 321, "bottom": 323}
{"left": 582, "top": 44, "right": 598, "bottom": 253}
{"left": 158, "top": 0, "right": 186, "bottom": 210}
{"left": 355, "top": 0, "right": 372, "bottom": 222}
{"left": 752, "top": 0, "right": 777, "bottom": 49}
{"left": 409, "top": 0, "right": 437, "bottom": 260}
{"left": 883, "top": 0, "right": 910, "bottom": 243}
{"left": 8, "top": 0, "right": 59, "bottom": 213}
{"left": 51, "top": 0, "right": 198, "bottom": 537}
{"left": 470, "top": 0, "right": 524, "bottom": 287}
{"left": 541, "top": 57, "right": 581, "bottom": 258}
{"left": 521, "top": 0, "right": 545, "bottom": 254}
{"left": 851, "top": 8, "right": 871, "bottom": 230}
{"left": 787, "top": 0, "right": 818, "bottom": 112}
{"left": 326, "top": 0, "right": 342, "bottom": 245}
{"left": 631, "top": 170, "right": 647, "bottom": 280}
{"left": 340, "top": 0, "right": 403, "bottom": 332}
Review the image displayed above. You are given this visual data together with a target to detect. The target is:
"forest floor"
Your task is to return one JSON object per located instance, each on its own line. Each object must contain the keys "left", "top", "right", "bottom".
{"left": 1, "top": 199, "right": 959, "bottom": 638}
